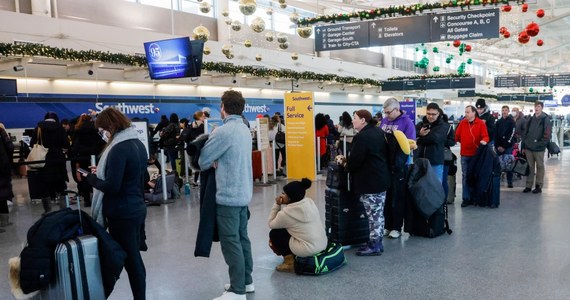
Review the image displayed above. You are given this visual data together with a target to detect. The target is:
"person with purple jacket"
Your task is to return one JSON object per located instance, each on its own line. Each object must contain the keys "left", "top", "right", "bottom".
{"left": 379, "top": 98, "right": 416, "bottom": 239}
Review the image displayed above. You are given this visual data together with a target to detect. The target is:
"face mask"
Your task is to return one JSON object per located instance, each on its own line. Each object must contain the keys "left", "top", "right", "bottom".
{"left": 510, "top": 111, "right": 517, "bottom": 117}
{"left": 99, "top": 130, "right": 110, "bottom": 143}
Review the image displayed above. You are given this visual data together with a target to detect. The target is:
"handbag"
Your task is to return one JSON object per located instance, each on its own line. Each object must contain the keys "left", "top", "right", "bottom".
{"left": 26, "top": 127, "right": 48, "bottom": 169}
{"left": 443, "top": 148, "right": 453, "bottom": 161}
{"left": 275, "top": 124, "right": 285, "bottom": 144}
{"left": 512, "top": 157, "right": 530, "bottom": 176}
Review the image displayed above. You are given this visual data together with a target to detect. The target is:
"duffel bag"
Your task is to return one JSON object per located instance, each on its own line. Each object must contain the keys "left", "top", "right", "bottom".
{"left": 294, "top": 242, "right": 346, "bottom": 276}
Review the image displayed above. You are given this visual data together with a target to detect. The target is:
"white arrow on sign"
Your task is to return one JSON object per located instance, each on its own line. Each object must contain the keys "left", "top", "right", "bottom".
{"left": 433, "top": 16, "right": 439, "bottom": 23}
{"left": 371, "top": 22, "right": 376, "bottom": 29}
{"left": 316, "top": 28, "right": 321, "bottom": 34}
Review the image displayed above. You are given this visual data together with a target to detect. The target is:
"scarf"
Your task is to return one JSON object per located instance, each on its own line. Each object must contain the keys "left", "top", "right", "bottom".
{"left": 91, "top": 127, "right": 139, "bottom": 227}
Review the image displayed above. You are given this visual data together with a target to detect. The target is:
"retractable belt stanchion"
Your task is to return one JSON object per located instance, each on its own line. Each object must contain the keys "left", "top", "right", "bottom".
{"left": 160, "top": 148, "right": 168, "bottom": 202}
{"left": 316, "top": 136, "right": 321, "bottom": 172}
{"left": 343, "top": 135, "right": 347, "bottom": 157}
{"left": 184, "top": 142, "right": 191, "bottom": 195}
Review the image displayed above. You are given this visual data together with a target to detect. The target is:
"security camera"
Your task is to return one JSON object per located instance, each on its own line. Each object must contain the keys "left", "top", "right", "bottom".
{"left": 13, "top": 65, "right": 24, "bottom": 72}
{"left": 87, "top": 70, "right": 94, "bottom": 76}
{"left": 232, "top": 79, "right": 237, "bottom": 84}
{"left": 294, "top": 84, "right": 299, "bottom": 88}
{"left": 265, "top": 81, "right": 271, "bottom": 86}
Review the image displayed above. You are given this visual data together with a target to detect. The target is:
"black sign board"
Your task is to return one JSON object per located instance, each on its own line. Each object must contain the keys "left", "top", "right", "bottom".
{"left": 497, "top": 94, "right": 511, "bottom": 101}
{"left": 426, "top": 79, "right": 451, "bottom": 90}
{"left": 539, "top": 94, "right": 554, "bottom": 100}
{"left": 314, "top": 22, "right": 370, "bottom": 51}
{"left": 369, "top": 15, "right": 431, "bottom": 47}
{"left": 494, "top": 75, "right": 521, "bottom": 88}
{"left": 511, "top": 94, "right": 526, "bottom": 101}
{"left": 521, "top": 75, "right": 549, "bottom": 87}
{"left": 430, "top": 8, "right": 500, "bottom": 42}
{"left": 403, "top": 79, "right": 426, "bottom": 90}
{"left": 0, "top": 79, "right": 17, "bottom": 96}
{"left": 550, "top": 74, "right": 570, "bottom": 86}
{"left": 450, "top": 77, "right": 476, "bottom": 89}
{"left": 382, "top": 80, "right": 404, "bottom": 91}
{"left": 458, "top": 90, "right": 475, "bottom": 97}
{"left": 524, "top": 94, "right": 539, "bottom": 102}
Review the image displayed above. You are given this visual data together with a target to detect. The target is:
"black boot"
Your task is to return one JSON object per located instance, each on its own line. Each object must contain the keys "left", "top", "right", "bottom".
{"left": 0, "top": 214, "right": 12, "bottom": 227}
{"left": 41, "top": 197, "right": 52, "bottom": 216}
{"left": 532, "top": 185, "right": 542, "bottom": 194}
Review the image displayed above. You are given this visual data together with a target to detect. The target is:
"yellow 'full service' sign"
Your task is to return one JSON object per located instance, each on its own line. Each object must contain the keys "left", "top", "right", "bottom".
{"left": 284, "top": 92, "right": 316, "bottom": 180}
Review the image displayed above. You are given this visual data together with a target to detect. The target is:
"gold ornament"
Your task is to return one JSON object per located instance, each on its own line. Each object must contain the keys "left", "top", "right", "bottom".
{"left": 280, "top": 3, "right": 287, "bottom": 9}
{"left": 279, "top": 42, "right": 289, "bottom": 50}
{"left": 289, "top": 12, "right": 300, "bottom": 23}
{"left": 296, "top": 27, "right": 312, "bottom": 38}
{"left": 250, "top": 17, "right": 266, "bottom": 33}
{"left": 222, "top": 44, "right": 233, "bottom": 55}
{"left": 256, "top": 54, "right": 262, "bottom": 61}
{"left": 291, "top": 52, "right": 299, "bottom": 60}
{"left": 199, "top": 2, "right": 211, "bottom": 14}
{"left": 244, "top": 40, "right": 252, "bottom": 48}
{"left": 277, "top": 33, "right": 288, "bottom": 43}
{"left": 225, "top": 18, "right": 232, "bottom": 25}
{"left": 192, "top": 25, "right": 210, "bottom": 42}
{"left": 265, "top": 32, "right": 275, "bottom": 42}
{"left": 222, "top": 9, "right": 229, "bottom": 17}
{"left": 239, "top": 0, "right": 257, "bottom": 16}
{"left": 203, "top": 46, "right": 211, "bottom": 55}
{"left": 231, "top": 20, "right": 242, "bottom": 31}
{"left": 278, "top": 0, "right": 286, "bottom": 3}
{"left": 266, "top": 8, "right": 273, "bottom": 15}
{"left": 226, "top": 52, "right": 235, "bottom": 59}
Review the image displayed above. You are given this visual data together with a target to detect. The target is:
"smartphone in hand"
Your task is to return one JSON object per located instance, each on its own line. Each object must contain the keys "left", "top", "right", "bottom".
{"left": 77, "top": 168, "right": 90, "bottom": 176}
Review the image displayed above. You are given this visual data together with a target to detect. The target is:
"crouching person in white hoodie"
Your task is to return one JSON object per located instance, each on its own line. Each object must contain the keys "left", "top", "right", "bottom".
{"left": 268, "top": 178, "right": 328, "bottom": 272}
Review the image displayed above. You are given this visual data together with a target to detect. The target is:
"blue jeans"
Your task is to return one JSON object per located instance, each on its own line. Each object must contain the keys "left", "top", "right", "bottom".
{"left": 461, "top": 156, "right": 473, "bottom": 202}
{"left": 431, "top": 164, "right": 444, "bottom": 184}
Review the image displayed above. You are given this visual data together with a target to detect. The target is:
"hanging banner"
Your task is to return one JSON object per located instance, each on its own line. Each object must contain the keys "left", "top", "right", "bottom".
{"left": 284, "top": 92, "right": 316, "bottom": 180}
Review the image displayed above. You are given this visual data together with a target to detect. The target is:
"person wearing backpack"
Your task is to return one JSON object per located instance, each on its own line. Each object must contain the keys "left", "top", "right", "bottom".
{"left": 521, "top": 101, "right": 552, "bottom": 194}
{"left": 159, "top": 113, "right": 180, "bottom": 172}
{"left": 270, "top": 116, "right": 286, "bottom": 176}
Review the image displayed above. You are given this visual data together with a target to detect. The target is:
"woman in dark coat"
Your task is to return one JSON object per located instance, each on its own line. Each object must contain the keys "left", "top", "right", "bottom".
{"left": 30, "top": 112, "right": 69, "bottom": 214}
{"left": 0, "top": 125, "right": 14, "bottom": 231}
{"left": 71, "top": 114, "right": 105, "bottom": 206}
{"left": 343, "top": 110, "right": 391, "bottom": 256}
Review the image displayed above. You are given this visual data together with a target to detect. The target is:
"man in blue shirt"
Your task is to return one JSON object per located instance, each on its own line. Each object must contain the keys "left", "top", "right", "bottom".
{"left": 199, "top": 90, "right": 254, "bottom": 300}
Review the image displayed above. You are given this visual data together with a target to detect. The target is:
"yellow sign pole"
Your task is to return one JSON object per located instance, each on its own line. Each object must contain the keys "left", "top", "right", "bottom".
{"left": 284, "top": 91, "right": 316, "bottom": 180}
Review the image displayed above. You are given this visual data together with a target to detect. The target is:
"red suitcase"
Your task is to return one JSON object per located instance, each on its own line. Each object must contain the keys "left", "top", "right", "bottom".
{"left": 252, "top": 150, "right": 262, "bottom": 180}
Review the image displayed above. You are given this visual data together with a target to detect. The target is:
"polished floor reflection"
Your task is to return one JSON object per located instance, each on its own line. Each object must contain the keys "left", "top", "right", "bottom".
{"left": 2, "top": 151, "right": 570, "bottom": 299}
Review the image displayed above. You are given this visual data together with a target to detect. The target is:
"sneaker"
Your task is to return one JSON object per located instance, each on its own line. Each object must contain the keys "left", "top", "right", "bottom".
{"left": 213, "top": 291, "right": 246, "bottom": 300}
{"left": 383, "top": 229, "right": 390, "bottom": 236}
{"left": 532, "top": 187, "right": 542, "bottom": 194}
{"left": 224, "top": 283, "right": 255, "bottom": 293}
{"left": 388, "top": 230, "right": 401, "bottom": 239}
{"left": 523, "top": 187, "right": 532, "bottom": 193}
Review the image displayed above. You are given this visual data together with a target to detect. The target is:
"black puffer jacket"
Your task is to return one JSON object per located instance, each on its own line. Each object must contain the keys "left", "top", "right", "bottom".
{"left": 30, "top": 120, "right": 69, "bottom": 188}
{"left": 415, "top": 116, "right": 450, "bottom": 165}
{"left": 19, "top": 208, "right": 127, "bottom": 297}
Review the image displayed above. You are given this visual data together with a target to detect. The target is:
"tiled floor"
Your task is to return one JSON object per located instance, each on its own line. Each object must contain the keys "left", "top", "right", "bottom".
{"left": 2, "top": 151, "right": 570, "bottom": 299}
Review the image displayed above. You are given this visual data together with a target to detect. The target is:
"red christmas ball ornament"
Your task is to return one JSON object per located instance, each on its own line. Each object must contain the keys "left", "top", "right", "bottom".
{"left": 536, "top": 9, "right": 545, "bottom": 18}
{"left": 502, "top": 5, "right": 512, "bottom": 12}
{"left": 499, "top": 26, "right": 507, "bottom": 35}
{"left": 537, "top": 39, "right": 544, "bottom": 46}
{"left": 453, "top": 39, "right": 461, "bottom": 47}
{"left": 518, "top": 31, "right": 530, "bottom": 44}
{"left": 503, "top": 31, "right": 511, "bottom": 38}
{"left": 526, "top": 22, "right": 540, "bottom": 37}
{"left": 465, "top": 44, "right": 472, "bottom": 52}
{"left": 521, "top": 3, "right": 528, "bottom": 12}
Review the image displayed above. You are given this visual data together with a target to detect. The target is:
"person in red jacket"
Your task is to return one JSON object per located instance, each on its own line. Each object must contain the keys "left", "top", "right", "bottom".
{"left": 455, "top": 105, "right": 489, "bottom": 207}
{"left": 315, "top": 113, "right": 329, "bottom": 170}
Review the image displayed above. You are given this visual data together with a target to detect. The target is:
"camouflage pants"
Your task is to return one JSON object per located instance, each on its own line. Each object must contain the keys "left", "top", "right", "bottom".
{"left": 360, "top": 192, "right": 386, "bottom": 243}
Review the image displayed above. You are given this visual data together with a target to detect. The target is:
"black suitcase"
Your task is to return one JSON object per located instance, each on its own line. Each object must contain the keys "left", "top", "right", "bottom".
{"left": 27, "top": 170, "right": 44, "bottom": 200}
{"left": 325, "top": 188, "right": 369, "bottom": 245}
{"left": 325, "top": 162, "right": 347, "bottom": 190}
{"left": 405, "top": 203, "right": 452, "bottom": 238}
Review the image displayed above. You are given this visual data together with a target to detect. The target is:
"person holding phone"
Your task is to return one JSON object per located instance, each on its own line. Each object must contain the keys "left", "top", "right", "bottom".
{"left": 81, "top": 107, "right": 148, "bottom": 300}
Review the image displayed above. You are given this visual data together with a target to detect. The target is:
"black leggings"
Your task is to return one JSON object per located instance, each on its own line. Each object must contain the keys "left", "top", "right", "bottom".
{"left": 274, "top": 147, "right": 286, "bottom": 169}
{"left": 269, "top": 228, "right": 292, "bottom": 256}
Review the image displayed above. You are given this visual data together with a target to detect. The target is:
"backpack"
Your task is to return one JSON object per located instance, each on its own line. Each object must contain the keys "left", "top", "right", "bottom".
{"left": 294, "top": 242, "right": 347, "bottom": 276}
{"left": 275, "top": 124, "right": 285, "bottom": 144}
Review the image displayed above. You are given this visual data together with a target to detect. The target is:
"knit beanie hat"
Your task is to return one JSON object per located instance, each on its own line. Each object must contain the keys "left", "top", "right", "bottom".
{"left": 475, "top": 98, "right": 486, "bottom": 109}
{"left": 283, "top": 178, "right": 312, "bottom": 203}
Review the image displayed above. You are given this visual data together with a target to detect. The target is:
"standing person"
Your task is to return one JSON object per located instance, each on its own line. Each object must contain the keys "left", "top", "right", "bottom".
{"left": 475, "top": 99, "right": 496, "bottom": 144}
{"left": 415, "top": 103, "right": 451, "bottom": 182}
{"left": 440, "top": 111, "right": 456, "bottom": 202}
{"left": 337, "top": 111, "right": 356, "bottom": 156}
{"left": 455, "top": 105, "right": 489, "bottom": 207}
{"left": 30, "top": 112, "right": 69, "bottom": 214}
{"left": 71, "top": 114, "right": 105, "bottom": 206}
{"left": 315, "top": 113, "right": 329, "bottom": 170}
{"left": 512, "top": 106, "right": 527, "bottom": 143}
{"left": 522, "top": 101, "right": 552, "bottom": 194}
{"left": 495, "top": 105, "right": 516, "bottom": 188}
{"left": 186, "top": 111, "right": 206, "bottom": 187}
{"left": 270, "top": 115, "right": 286, "bottom": 177}
{"left": 0, "top": 125, "right": 14, "bottom": 232}
{"left": 83, "top": 107, "right": 148, "bottom": 300}
{"left": 199, "top": 90, "right": 254, "bottom": 300}
{"left": 380, "top": 97, "right": 415, "bottom": 239}
{"left": 341, "top": 110, "right": 390, "bottom": 256}
{"left": 160, "top": 113, "right": 180, "bottom": 172}
{"left": 152, "top": 115, "right": 169, "bottom": 137}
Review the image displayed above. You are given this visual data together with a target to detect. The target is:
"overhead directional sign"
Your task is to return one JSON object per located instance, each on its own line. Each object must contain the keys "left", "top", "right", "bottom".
{"left": 431, "top": 8, "right": 500, "bottom": 42}
{"left": 550, "top": 74, "right": 570, "bottom": 86}
{"left": 494, "top": 75, "right": 521, "bottom": 88}
{"left": 381, "top": 77, "right": 475, "bottom": 91}
{"left": 369, "top": 15, "right": 431, "bottom": 47}
{"left": 315, "top": 8, "right": 499, "bottom": 51}
{"left": 521, "top": 75, "right": 549, "bottom": 87}
{"left": 458, "top": 90, "right": 476, "bottom": 97}
{"left": 314, "top": 22, "right": 369, "bottom": 51}
{"left": 495, "top": 73, "right": 570, "bottom": 87}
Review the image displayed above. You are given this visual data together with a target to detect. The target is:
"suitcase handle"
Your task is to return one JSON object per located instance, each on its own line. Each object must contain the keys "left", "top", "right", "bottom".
{"left": 63, "top": 190, "right": 83, "bottom": 235}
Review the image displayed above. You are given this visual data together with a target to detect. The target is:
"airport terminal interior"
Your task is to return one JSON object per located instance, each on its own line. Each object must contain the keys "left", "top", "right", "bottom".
{"left": 2, "top": 0, "right": 570, "bottom": 299}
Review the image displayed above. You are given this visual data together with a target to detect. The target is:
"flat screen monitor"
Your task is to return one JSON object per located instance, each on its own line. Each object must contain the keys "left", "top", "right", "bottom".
{"left": 189, "top": 40, "right": 204, "bottom": 77}
{"left": 0, "top": 78, "right": 17, "bottom": 96}
{"left": 144, "top": 37, "right": 203, "bottom": 80}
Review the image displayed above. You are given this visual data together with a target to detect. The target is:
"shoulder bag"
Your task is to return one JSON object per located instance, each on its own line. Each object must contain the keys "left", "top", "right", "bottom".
{"left": 275, "top": 124, "right": 286, "bottom": 144}
{"left": 27, "top": 127, "right": 48, "bottom": 169}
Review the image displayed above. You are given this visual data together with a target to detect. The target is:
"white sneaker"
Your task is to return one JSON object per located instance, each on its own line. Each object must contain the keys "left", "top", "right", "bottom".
{"left": 224, "top": 283, "right": 255, "bottom": 293}
{"left": 388, "top": 230, "right": 401, "bottom": 239}
{"left": 213, "top": 291, "right": 246, "bottom": 300}
{"left": 383, "top": 229, "right": 390, "bottom": 236}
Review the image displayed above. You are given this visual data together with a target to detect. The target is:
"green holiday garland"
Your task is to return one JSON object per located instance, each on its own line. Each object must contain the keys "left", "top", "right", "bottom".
{"left": 475, "top": 93, "right": 498, "bottom": 99}
{"left": 297, "top": 0, "right": 525, "bottom": 27}
{"left": 0, "top": 42, "right": 469, "bottom": 87}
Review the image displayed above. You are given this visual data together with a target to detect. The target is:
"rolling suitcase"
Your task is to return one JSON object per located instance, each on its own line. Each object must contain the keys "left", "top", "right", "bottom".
{"left": 27, "top": 170, "right": 44, "bottom": 201}
{"left": 252, "top": 150, "right": 262, "bottom": 181}
{"left": 325, "top": 188, "right": 369, "bottom": 246}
